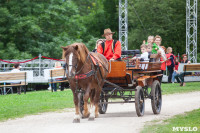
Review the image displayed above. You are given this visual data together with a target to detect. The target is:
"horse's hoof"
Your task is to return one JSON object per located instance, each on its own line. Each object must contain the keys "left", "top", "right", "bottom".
{"left": 73, "top": 119, "right": 80, "bottom": 123}
{"left": 95, "top": 114, "right": 99, "bottom": 118}
{"left": 88, "top": 116, "right": 95, "bottom": 121}
{"left": 83, "top": 113, "right": 90, "bottom": 118}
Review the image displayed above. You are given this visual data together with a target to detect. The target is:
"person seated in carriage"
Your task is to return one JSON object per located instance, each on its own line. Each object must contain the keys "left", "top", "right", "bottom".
{"left": 144, "top": 35, "right": 159, "bottom": 54}
{"left": 131, "top": 44, "right": 149, "bottom": 69}
{"left": 97, "top": 28, "right": 121, "bottom": 61}
{"left": 92, "top": 39, "right": 105, "bottom": 52}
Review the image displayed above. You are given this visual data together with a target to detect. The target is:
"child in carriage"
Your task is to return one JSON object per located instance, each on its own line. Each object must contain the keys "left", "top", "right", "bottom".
{"left": 144, "top": 36, "right": 159, "bottom": 54}
{"left": 131, "top": 44, "right": 149, "bottom": 69}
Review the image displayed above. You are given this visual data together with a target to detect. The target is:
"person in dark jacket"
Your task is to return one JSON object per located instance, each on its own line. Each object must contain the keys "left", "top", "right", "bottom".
{"left": 175, "top": 54, "right": 191, "bottom": 86}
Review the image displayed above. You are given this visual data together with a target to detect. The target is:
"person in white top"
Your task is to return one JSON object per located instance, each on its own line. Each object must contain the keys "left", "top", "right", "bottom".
{"left": 11, "top": 63, "right": 21, "bottom": 72}
{"left": 11, "top": 63, "right": 21, "bottom": 94}
{"left": 132, "top": 44, "right": 149, "bottom": 69}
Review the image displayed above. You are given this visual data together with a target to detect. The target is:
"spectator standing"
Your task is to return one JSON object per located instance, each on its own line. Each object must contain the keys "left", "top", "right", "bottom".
{"left": 172, "top": 57, "right": 180, "bottom": 83}
{"left": 166, "top": 47, "right": 175, "bottom": 83}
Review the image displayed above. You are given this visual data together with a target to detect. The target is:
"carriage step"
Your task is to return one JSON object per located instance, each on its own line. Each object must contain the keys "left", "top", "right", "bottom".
{"left": 104, "top": 80, "right": 124, "bottom": 90}
{"left": 100, "top": 101, "right": 135, "bottom": 104}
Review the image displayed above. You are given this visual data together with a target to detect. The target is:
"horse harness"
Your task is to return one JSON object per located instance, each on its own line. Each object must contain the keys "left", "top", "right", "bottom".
{"left": 64, "top": 52, "right": 107, "bottom": 93}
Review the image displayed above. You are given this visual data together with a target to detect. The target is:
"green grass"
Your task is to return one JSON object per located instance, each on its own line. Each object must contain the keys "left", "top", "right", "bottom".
{"left": 141, "top": 109, "right": 200, "bottom": 133}
{"left": 0, "top": 90, "right": 74, "bottom": 121}
{"left": 0, "top": 82, "right": 199, "bottom": 122}
{"left": 161, "top": 82, "right": 200, "bottom": 95}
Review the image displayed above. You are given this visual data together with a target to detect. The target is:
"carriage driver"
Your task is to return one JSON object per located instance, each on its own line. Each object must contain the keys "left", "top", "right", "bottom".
{"left": 97, "top": 28, "right": 121, "bottom": 61}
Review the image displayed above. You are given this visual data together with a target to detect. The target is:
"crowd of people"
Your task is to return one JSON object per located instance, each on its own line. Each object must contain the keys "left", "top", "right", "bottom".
{"left": 94, "top": 28, "right": 193, "bottom": 87}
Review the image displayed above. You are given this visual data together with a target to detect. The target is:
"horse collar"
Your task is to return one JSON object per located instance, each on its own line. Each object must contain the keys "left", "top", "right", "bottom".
{"left": 75, "top": 70, "right": 95, "bottom": 79}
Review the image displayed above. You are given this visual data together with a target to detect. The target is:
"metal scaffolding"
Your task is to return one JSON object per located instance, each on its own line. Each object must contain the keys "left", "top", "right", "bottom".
{"left": 186, "top": 0, "right": 198, "bottom": 63}
{"left": 119, "top": 0, "right": 128, "bottom": 50}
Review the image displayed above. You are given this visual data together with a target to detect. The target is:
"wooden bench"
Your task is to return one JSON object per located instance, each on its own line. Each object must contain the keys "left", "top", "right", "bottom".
{"left": 178, "top": 63, "right": 200, "bottom": 75}
{"left": 0, "top": 72, "right": 28, "bottom": 94}
{"left": 183, "top": 64, "right": 200, "bottom": 72}
{"left": 175, "top": 63, "right": 200, "bottom": 83}
{"left": 44, "top": 68, "right": 68, "bottom": 92}
{"left": 183, "top": 64, "right": 200, "bottom": 76}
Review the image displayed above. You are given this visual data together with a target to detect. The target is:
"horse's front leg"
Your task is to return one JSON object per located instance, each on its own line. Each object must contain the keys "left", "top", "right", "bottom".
{"left": 72, "top": 89, "right": 80, "bottom": 123}
{"left": 88, "top": 89, "right": 95, "bottom": 121}
{"left": 89, "top": 86, "right": 101, "bottom": 120}
{"left": 83, "top": 89, "right": 90, "bottom": 118}
{"left": 94, "top": 86, "right": 101, "bottom": 118}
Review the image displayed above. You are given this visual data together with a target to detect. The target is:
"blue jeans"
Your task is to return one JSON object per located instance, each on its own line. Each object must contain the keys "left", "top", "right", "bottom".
{"left": 175, "top": 72, "right": 192, "bottom": 83}
{"left": 52, "top": 83, "right": 57, "bottom": 91}
{"left": 172, "top": 71, "right": 177, "bottom": 82}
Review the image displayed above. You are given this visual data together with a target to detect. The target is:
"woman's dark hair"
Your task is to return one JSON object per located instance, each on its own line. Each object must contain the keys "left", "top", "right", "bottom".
{"left": 175, "top": 57, "right": 179, "bottom": 65}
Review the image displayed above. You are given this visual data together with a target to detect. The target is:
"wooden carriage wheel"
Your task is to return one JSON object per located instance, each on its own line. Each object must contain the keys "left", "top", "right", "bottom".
{"left": 151, "top": 80, "right": 162, "bottom": 114}
{"left": 135, "top": 86, "right": 145, "bottom": 116}
{"left": 99, "top": 92, "right": 108, "bottom": 114}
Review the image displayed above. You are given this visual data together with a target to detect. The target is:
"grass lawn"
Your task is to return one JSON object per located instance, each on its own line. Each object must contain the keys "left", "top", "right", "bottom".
{"left": 161, "top": 82, "right": 200, "bottom": 95}
{"left": 0, "top": 82, "right": 199, "bottom": 122}
{"left": 141, "top": 108, "right": 200, "bottom": 133}
{"left": 0, "top": 90, "right": 74, "bottom": 121}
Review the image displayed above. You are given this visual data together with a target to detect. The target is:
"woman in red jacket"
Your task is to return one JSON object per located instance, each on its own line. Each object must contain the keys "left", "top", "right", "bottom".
{"left": 166, "top": 47, "right": 175, "bottom": 83}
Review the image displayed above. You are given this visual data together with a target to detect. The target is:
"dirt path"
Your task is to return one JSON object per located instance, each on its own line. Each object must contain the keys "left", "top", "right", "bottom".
{"left": 1, "top": 91, "right": 200, "bottom": 133}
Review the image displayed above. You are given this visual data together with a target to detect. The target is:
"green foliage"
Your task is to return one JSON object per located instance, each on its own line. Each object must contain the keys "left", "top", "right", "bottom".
{"left": 128, "top": 0, "right": 185, "bottom": 52}
{"left": 0, "top": 0, "right": 86, "bottom": 59}
{"left": 0, "top": 0, "right": 199, "bottom": 60}
{"left": 81, "top": 0, "right": 118, "bottom": 40}
{"left": 128, "top": 0, "right": 200, "bottom": 58}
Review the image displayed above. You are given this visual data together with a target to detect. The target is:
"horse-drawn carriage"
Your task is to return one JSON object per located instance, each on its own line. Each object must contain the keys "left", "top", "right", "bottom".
{"left": 62, "top": 43, "right": 162, "bottom": 122}
{"left": 79, "top": 50, "right": 162, "bottom": 117}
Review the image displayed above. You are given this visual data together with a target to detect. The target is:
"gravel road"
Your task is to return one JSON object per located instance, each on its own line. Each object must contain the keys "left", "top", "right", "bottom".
{"left": 1, "top": 91, "right": 200, "bottom": 133}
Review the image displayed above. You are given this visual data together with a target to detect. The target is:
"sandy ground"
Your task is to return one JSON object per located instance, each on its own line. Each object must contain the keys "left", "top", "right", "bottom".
{"left": 1, "top": 91, "right": 200, "bottom": 133}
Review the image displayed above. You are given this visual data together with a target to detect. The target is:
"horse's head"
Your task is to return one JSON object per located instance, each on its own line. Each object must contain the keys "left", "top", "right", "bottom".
{"left": 61, "top": 43, "right": 89, "bottom": 78}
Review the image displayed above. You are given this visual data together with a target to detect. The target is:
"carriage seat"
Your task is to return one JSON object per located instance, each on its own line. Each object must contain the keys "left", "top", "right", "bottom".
{"left": 106, "top": 61, "right": 132, "bottom": 86}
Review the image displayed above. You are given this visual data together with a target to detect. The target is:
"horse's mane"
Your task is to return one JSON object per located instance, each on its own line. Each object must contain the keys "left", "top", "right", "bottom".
{"left": 62, "top": 43, "right": 89, "bottom": 64}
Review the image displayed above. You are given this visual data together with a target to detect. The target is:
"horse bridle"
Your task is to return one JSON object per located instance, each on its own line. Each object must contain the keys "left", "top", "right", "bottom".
{"left": 64, "top": 62, "right": 78, "bottom": 78}
{"left": 64, "top": 54, "right": 91, "bottom": 78}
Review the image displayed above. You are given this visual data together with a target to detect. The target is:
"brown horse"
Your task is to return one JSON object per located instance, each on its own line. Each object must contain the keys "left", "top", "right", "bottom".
{"left": 61, "top": 43, "right": 109, "bottom": 123}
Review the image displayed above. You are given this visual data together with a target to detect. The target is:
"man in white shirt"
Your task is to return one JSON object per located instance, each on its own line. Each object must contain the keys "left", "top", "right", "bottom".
{"left": 11, "top": 63, "right": 21, "bottom": 94}
{"left": 11, "top": 63, "right": 21, "bottom": 72}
